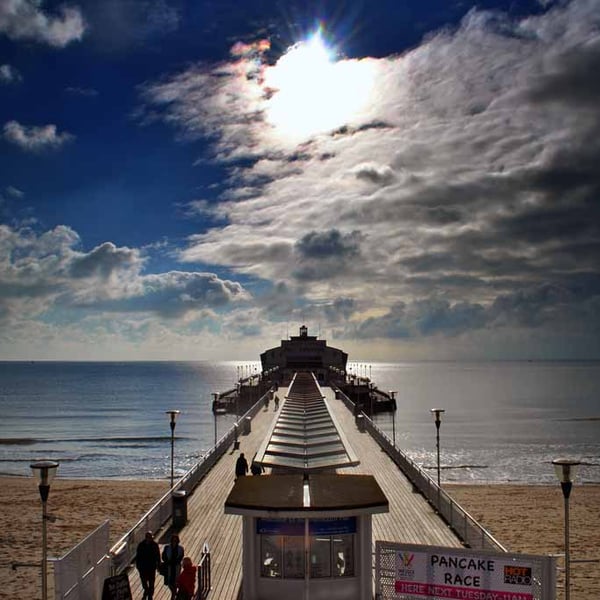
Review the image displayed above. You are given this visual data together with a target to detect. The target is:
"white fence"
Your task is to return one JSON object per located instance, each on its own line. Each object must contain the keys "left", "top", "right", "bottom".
{"left": 108, "top": 390, "right": 269, "bottom": 574}
{"left": 53, "top": 520, "right": 111, "bottom": 600}
{"left": 334, "top": 387, "right": 507, "bottom": 552}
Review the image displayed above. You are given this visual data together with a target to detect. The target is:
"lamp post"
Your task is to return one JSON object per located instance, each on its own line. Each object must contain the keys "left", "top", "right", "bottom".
{"left": 165, "top": 410, "right": 180, "bottom": 488}
{"left": 234, "top": 383, "right": 240, "bottom": 450}
{"left": 430, "top": 408, "right": 445, "bottom": 487}
{"left": 212, "top": 393, "right": 219, "bottom": 447}
{"left": 553, "top": 458, "right": 580, "bottom": 600}
{"left": 31, "top": 460, "right": 59, "bottom": 600}
{"left": 389, "top": 391, "right": 397, "bottom": 447}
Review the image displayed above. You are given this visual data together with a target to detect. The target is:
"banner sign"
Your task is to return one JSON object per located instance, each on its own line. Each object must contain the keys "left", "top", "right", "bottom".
{"left": 395, "top": 549, "right": 534, "bottom": 600}
{"left": 376, "top": 542, "right": 555, "bottom": 600}
{"left": 257, "top": 517, "right": 356, "bottom": 536}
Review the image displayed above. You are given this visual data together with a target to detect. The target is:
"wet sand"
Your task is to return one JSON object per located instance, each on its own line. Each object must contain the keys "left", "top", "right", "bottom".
{"left": 0, "top": 477, "right": 597, "bottom": 600}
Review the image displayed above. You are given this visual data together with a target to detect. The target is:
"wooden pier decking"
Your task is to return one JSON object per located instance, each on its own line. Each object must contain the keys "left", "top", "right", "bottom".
{"left": 126, "top": 387, "right": 462, "bottom": 599}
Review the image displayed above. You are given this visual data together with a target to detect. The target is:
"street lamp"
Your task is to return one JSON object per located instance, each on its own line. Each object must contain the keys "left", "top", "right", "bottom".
{"left": 234, "top": 383, "right": 240, "bottom": 450}
{"left": 31, "top": 460, "right": 59, "bottom": 600}
{"left": 552, "top": 457, "right": 580, "bottom": 600}
{"left": 430, "top": 408, "right": 445, "bottom": 487}
{"left": 212, "top": 393, "right": 219, "bottom": 447}
{"left": 389, "top": 391, "right": 397, "bottom": 447}
{"left": 165, "top": 410, "right": 180, "bottom": 488}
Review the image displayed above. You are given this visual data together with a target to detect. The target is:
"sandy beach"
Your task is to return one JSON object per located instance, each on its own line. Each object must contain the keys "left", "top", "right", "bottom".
{"left": 0, "top": 477, "right": 597, "bottom": 600}
{"left": 0, "top": 476, "right": 167, "bottom": 600}
{"left": 447, "top": 483, "right": 600, "bottom": 600}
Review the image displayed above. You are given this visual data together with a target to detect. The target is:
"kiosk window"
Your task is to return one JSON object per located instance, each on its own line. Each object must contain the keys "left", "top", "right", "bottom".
{"left": 283, "top": 536, "right": 304, "bottom": 579}
{"left": 310, "top": 537, "right": 331, "bottom": 578}
{"left": 261, "top": 536, "right": 281, "bottom": 578}
{"left": 333, "top": 535, "right": 354, "bottom": 577}
{"left": 258, "top": 518, "right": 356, "bottom": 580}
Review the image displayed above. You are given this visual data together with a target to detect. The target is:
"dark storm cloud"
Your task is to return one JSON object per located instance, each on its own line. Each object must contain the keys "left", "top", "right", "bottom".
{"left": 295, "top": 229, "right": 362, "bottom": 260}
{"left": 528, "top": 39, "right": 600, "bottom": 108}
{"left": 293, "top": 229, "right": 364, "bottom": 282}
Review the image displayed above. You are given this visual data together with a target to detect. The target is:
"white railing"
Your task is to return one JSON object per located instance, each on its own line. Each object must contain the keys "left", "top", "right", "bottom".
{"left": 108, "top": 391, "right": 269, "bottom": 574}
{"left": 54, "top": 520, "right": 111, "bottom": 599}
{"left": 334, "top": 387, "right": 506, "bottom": 552}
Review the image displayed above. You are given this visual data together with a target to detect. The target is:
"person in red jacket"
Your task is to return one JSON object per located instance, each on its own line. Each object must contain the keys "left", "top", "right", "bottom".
{"left": 175, "top": 556, "right": 197, "bottom": 600}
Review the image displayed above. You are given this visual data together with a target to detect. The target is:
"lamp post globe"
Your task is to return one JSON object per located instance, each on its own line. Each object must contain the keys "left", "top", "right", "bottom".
{"left": 552, "top": 457, "right": 580, "bottom": 600}
{"left": 30, "top": 460, "right": 59, "bottom": 600}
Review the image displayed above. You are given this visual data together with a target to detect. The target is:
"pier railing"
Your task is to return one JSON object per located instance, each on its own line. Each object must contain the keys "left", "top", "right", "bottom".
{"left": 108, "top": 390, "right": 270, "bottom": 574}
{"left": 334, "top": 387, "right": 507, "bottom": 553}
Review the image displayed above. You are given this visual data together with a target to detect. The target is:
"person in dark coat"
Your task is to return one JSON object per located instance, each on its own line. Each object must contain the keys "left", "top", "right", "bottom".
{"left": 250, "top": 452, "right": 264, "bottom": 475}
{"left": 135, "top": 531, "right": 161, "bottom": 600}
{"left": 162, "top": 534, "right": 184, "bottom": 599}
{"left": 235, "top": 452, "right": 248, "bottom": 479}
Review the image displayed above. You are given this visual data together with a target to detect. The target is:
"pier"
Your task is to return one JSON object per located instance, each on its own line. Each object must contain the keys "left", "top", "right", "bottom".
{"left": 125, "top": 384, "right": 463, "bottom": 599}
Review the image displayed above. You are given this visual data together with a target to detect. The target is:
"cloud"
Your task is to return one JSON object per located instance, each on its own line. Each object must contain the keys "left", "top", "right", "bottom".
{"left": 69, "top": 242, "right": 141, "bottom": 280}
{"left": 5, "top": 0, "right": 599, "bottom": 358}
{"left": 5, "top": 186, "right": 24, "bottom": 198}
{"left": 0, "top": 225, "right": 250, "bottom": 330}
{"left": 139, "top": 0, "right": 600, "bottom": 356}
{"left": 295, "top": 229, "right": 362, "bottom": 260}
{"left": 0, "top": 63, "right": 22, "bottom": 83}
{"left": 3, "top": 120, "right": 74, "bottom": 151}
{"left": 293, "top": 229, "right": 364, "bottom": 282}
{"left": 351, "top": 162, "right": 396, "bottom": 186}
{"left": 0, "top": 0, "right": 86, "bottom": 47}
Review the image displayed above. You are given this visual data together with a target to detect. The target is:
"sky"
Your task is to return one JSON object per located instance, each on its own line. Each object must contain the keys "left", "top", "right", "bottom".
{"left": 1, "top": 0, "right": 599, "bottom": 361}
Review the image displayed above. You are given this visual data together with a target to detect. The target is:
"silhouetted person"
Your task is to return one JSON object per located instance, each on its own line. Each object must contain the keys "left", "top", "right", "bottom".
{"left": 136, "top": 531, "right": 160, "bottom": 600}
{"left": 251, "top": 452, "right": 264, "bottom": 475}
{"left": 235, "top": 452, "right": 248, "bottom": 478}
{"left": 161, "top": 534, "right": 184, "bottom": 600}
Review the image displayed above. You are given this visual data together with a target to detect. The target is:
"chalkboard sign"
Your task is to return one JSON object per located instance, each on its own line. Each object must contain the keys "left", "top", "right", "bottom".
{"left": 102, "top": 574, "right": 132, "bottom": 600}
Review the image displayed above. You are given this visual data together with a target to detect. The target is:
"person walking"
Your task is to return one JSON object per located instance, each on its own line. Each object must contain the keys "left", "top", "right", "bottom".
{"left": 250, "top": 452, "right": 264, "bottom": 475}
{"left": 175, "top": 556, "right": 197, "bottom": 600}
{"left": 162, "top": 534, "right": 184, "bottom": 599}
{"left": 235, "top": 452, "right": 248, "bottom": 479}
{"left": 135, "top": 531, "right": 161, "bottom": 600}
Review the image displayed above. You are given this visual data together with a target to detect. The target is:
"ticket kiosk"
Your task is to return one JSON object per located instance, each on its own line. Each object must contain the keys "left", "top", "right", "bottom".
{"left": 225, "top": 473, "right": 388, "bottom": 600}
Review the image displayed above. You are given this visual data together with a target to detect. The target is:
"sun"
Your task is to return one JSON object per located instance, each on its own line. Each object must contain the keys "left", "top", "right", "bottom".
{"left": 263, "top": 29, "right": 375, "bottom": 141}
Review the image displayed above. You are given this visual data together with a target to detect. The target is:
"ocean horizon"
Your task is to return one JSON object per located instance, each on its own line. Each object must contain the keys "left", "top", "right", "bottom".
{"left": 1, "top": 360, "right": 598, "bottom": 484}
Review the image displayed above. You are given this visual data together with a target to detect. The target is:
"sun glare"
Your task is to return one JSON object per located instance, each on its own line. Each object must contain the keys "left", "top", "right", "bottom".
{"left": 263, "top": 30, "right": 375, "bottom": 141}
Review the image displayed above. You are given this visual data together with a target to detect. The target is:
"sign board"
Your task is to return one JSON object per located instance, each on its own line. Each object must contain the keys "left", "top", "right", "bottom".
{"left": 102, "top": 574, "right": 132, "bottom": 600}
{"left": 257, "top": 517, "right": 356, "bottom": 536}
{"left": 376, "top": 542, "right": 556, "bottom": 600}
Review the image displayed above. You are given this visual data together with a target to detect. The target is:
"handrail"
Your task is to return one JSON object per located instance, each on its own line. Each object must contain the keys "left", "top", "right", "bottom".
{"left": 333, "top": 386, "right": 506, "bottom": 553}
{"left": 108, "top": 390, "right": 270, "bottom": 574}
{"left": 196, "top": 544, "right": 211, "bottom": 599}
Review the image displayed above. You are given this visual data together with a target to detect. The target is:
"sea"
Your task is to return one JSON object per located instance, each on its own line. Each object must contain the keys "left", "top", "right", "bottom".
{"left": 0, "top": 360, "right": 598, "bottom": 485}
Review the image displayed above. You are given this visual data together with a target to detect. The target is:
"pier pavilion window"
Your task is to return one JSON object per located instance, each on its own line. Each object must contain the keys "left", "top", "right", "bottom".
{"left": 310, "top": 537, "right": 331, "bottom": 577}
{"left": 310, "top": 534, "right": 354, "bottom": 578}
{"left": 260, "top": 536, "right": 281, "bottom": 578}
{"left": 258, "top": 518, "right": 355, "bottom": 580}
{"left": 282, "top": 536, "right": 304, "bottom": 578}
{"left": 333, "top": 534, "right": 354, "bottom": 577}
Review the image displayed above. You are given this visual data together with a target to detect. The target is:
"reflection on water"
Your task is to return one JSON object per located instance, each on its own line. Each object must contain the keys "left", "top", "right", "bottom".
{"left": 370, "top": 361, "right": 600, "bottom": 483}
{"left": 0, "top": 360, "right": 598, "bottom": 482}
